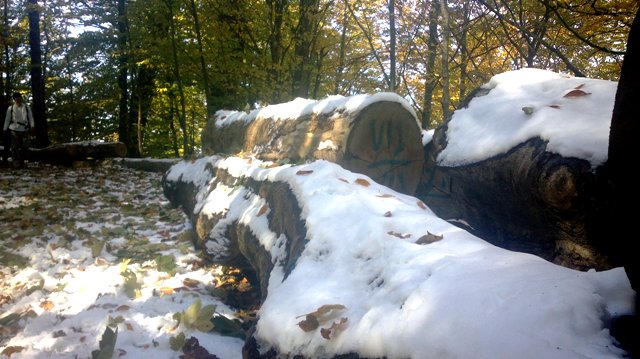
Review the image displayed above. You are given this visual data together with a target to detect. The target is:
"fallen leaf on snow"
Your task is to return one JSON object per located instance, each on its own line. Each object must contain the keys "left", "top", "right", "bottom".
{"left": 416, "top": 232, "right": 444, "bottom": 245}
{"left": 297, "top": 304, "right": 347, "bottom": 332}
{"left": 257, "top": 204, "right": 269, "bottom": 217}
{"left": 355, "top": 178, "right": 370, "bottom": 187}
{"left": 1, "top": 346, "right": 24, "bottom": 357}
{"left": 417, "top": 201, "right": 427, "bottom": 210}
{"left": 39, "top": 300, "right": 54, "bottom": 311}
{"left": 320, "top": 317, "right": 348, "bottom": 340}
{"left": 387, "top": 231, "right": 411, "bottom": 239}
{"left": 563, "top": 89, "right": 591, "bottom": 97}
{"left": 296, "top": 170, "right": 314, "bottom": 176}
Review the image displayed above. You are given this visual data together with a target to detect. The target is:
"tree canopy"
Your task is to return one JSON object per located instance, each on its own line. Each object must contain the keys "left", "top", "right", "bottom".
{"left": 1, "top": 0, "right": 636, "bottom": 157}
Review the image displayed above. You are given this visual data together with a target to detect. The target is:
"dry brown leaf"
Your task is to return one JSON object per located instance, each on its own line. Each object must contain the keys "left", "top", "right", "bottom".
{"left": 384, "top": 211, "right": 392, "bottom": 217}
{"left": 387, "top": 231, "right": 411, "bottom": 239}
{"left": 297, "top": 304, "right": 347, "bottom": 333}
{"left": 376, "top": 194, "right": 394, "bottom": 198}
{"left": 320, "top": 317, "right": 349, "bottom": 340}
{"left": 416, "top": 232, "right": 444, "bottom": 245}
{"left": 297, "top": 314, "right": 319, "bottom": 332}
{"left": 1, "top": 346, "right": 24, "bottom": 357}
{"left": 257, "top": 204, "right": 269, "bottom": 217}
{"left": 338, "top": 178, "right": 349, "bottom": 183}
{"left": 126, "top": 323, "right": 134, "bottom": 331}
{"left": 355, "top": 178, "right": 370, "bottom": 187}
{"left": 417, "top": 201, "right": 427, "bottom": 210}
{"left": 549, "top": 105, "right": 561, "bottom": 109}
{"left": 563, "top": 89, "right": 591, "bottom": 97}
{"left": 39, "top": 300, "right": 54, "bottom": 311}
{"left": 296, "top": 170, "right": 314, "bottom": 176}
{"left": 183, "top": 278, "right": 200, "bottom": 287}
{"left": 159, "top": 287, "right": 174, "bottom": 295}
{"left": 116, "top": 305, "right": 130, "bottom": 312}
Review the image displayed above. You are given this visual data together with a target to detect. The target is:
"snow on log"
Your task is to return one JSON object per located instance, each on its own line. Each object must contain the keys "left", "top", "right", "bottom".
{"left": 417, "top": 69, "right": 617, "bottom": 271}
{"left": 162, "top": 156, "right": 633, "bottom": 359}
{"left": 201, "top": 93, "right": 424, "bottom": 195}
{"left": 29, "top": 141, "right": 127, "bottom": 165}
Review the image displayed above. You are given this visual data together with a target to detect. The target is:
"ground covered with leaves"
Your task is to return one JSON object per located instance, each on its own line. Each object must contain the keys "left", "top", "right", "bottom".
{"left": 0, "top": 162, "right": 250, "bottom": 358}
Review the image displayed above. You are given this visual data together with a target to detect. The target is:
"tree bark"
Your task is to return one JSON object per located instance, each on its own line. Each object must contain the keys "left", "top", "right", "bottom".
{"left": 389, "top": 0, "right": 396, "bottom": 92}
{"left": 165, "top": 0, "right": 189, "bottom": 155}
{"left": 187, "top": 0, "right": 215, "bottom": 120}
{"left": 439, "top": 0, "right": 451, "bottom": 120}
{"left": 607, "top": 8, "right": 639, "bottom": 302}
{"left": 27, "top": 0, "right": 49, "bottom": 148}
{"left": 116, "top": 0, "right": 131, "bottom": 155}
{"left": 421, "top": 0, "right": 439, "bottom": 129}
{"left": 202, "top": 96, "right": 424, "bottom": 195}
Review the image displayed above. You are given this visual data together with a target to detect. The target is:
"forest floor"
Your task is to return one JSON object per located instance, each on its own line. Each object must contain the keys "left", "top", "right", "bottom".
{"left": 0, "top": 161, "right": 249, "bottom": 359}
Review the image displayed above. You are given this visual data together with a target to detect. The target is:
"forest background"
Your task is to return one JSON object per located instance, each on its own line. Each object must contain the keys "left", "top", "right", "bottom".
{"left": 0, "top": 0, "right": 637, "bottom": 158}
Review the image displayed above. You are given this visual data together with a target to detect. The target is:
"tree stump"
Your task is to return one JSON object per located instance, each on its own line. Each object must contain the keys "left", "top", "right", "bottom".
{"left": 201, "top": 93, "right": 424, "bottom": 195}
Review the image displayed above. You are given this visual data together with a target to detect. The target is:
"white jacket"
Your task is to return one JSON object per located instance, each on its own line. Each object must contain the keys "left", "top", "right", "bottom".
{"left": 3, "top": 103, "right": 34, "bottom": 132}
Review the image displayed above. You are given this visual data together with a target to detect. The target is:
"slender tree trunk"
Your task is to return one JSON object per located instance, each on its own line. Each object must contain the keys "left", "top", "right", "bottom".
{"left": 421, "top": 0, "right": 439, "bottom": 129}
{"left": 292, "top": 0, "right": 318, "bottom": 98}
{"left": 116, "top": 0, "right": 131, "bottom": 153}
{"left": 27, "top": 0, "right": 48, "bottom": 148}
{"left": 388, "top": 0, "right": 396, "bottom": 92}
{"left": 165, "top": 0, "right": 189, "bottom": 155}
{"left": 267, "top": 0, "right": 287, "bottom": 102}
{"left": 187, "top": 0, "right": 214, "bottom": 120}
{"left": 439, "top": 0, "right": 451, "bottom": 120}
{"left": 458, "top": 1, "right": 470, "bottom": 102}
{"left": 1, "top": 0, "right": 8, "bottom": 101}
{"left": 334, "top": 0, "right": 348, "bottom": 95}
{"left": 168, "top": 92, "right": 180, "bottom": 157}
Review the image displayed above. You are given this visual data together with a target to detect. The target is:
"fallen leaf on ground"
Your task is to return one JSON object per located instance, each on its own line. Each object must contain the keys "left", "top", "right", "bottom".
{"left": 355, "top": 178, "right": 370, "bottom": 187}
{"left": 320, "top": 317, "right": 348, "bottom": 340}
{"left": 564, "top": 89, "right": 591, "bottom": 97}
{"left": 296, "top": 170, "right": 314, "bottom": 176}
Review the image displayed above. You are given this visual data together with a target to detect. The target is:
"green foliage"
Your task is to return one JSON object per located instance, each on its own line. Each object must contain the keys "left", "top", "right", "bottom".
{"left": 173, "top": 298, "right": 216, "bottom": 332}
{"left": 169, "top": 332, "right": 186, "bottom": 351}
{"left": 2, "top": 0, "right": 636, "bottom": 148}
{"left": 155, "top": 254, "right": 177, "bottom": 275}
{"left": 91, "top": 326, "right": 118, "bottom": 359}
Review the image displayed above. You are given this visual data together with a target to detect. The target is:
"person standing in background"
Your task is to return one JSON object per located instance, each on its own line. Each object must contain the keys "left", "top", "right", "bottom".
{"left": 3, "top": 92, "right": 34, "bottom": 168}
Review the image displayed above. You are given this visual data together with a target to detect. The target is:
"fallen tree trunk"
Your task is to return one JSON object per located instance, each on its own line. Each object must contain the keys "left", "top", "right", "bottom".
{"left": 29, "top": 141, "right": 127, "bottom": 165}
{"left": 201, "top": 93, "right": 424, "bottom": 195}
{"left": 417, "top": 70, "right": 615, "bottom": 271}
{"left": 162, "top": 157, "right": 307, "bottom": 302}
{"left": 162, "top": 156, "right": 632, "bottom": 359}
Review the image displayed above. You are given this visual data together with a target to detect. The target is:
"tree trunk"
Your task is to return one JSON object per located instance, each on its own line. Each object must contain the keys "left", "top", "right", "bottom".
{"left": 439, "top": 0, "right": 451, "bottom": 120}
{"left": 388, "top": 0, "right": 396, "bottom": 92}
{"left": 292, "top": 0, "right": 318, "bottom": 98}
{"left": 116, "top": 0, "right": 130, "bottom": 155}
{"left": 201, "top": 94, "right": 424, "bottom": 195}
{"left": 334, "top": 0, "right": 348, "bottom": 95}
{"left": 165, "top": 0, "right": 189, "bottom": 156}
{"left": 421, "top": 0, "right": 439, "bottom": 129}
{"left": 267, "top": 0, "right": 288, "bottom": 102}
{"left": 27, "top": 0, "right": 49, "bottom": 148}
{"left": 607, "top": 8, "right": 639, "bottom": 310}
{"left": 187, "top": 0, "right": 215, "bottom": 120}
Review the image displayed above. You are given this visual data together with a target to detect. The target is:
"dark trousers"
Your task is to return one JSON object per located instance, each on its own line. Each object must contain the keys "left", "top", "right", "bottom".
{"left": 1, "top": 130, "right": 9, "bottom": 163}
{"left": 10, "top": 130, "right": 29, "bottom": 167}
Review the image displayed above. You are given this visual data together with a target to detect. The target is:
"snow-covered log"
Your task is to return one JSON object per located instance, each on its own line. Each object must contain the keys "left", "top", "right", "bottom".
{"left": 417, "top": 69, "right": 616, "bottom": 271}
{"left": 29, "top": 141, "right": 127, "bottom": 165}
{"left": 162, "top": 155, "right": 633, "bottom": 359}
{"left": 201, "top": 93, "right": 425, "bottom": 195}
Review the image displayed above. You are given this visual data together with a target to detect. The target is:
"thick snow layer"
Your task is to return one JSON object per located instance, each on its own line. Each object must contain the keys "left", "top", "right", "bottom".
{"left": 166, "top": 156, "right": 635, "bottom": 359}
{"left": 437, "top": 68, "right": 617, "bottom": 168}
